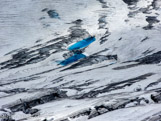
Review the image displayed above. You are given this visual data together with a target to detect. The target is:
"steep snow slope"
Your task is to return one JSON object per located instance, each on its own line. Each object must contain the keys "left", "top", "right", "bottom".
{"left": 0, "top": 0, "right": 161, "bottom": 121}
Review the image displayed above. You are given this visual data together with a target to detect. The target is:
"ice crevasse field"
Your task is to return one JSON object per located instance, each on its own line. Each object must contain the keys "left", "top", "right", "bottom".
{"left": 0, "top": 0, "right": 161, "bottom": 121}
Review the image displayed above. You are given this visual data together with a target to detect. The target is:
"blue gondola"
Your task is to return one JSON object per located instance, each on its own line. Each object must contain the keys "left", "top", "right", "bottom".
{"left": 68, "top": 36, "right": 96, "bottom": 51}
{"left": 57, "top": 53, "right": 86, "bottom": 66}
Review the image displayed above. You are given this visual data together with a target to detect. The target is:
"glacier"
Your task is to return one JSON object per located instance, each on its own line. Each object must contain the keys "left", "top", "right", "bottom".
{"left": 0, "top": 0, "right": 161, "bottom": 121}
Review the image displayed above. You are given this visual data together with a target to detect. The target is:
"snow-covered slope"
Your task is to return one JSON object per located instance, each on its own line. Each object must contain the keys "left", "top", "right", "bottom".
{"left": 0, "top": 0, "right": 161, "bottom": 121}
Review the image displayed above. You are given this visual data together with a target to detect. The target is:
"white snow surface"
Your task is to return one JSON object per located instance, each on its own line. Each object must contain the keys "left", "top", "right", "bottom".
{"left": 0, "top": 0, "right": 161, "bottom": 121}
